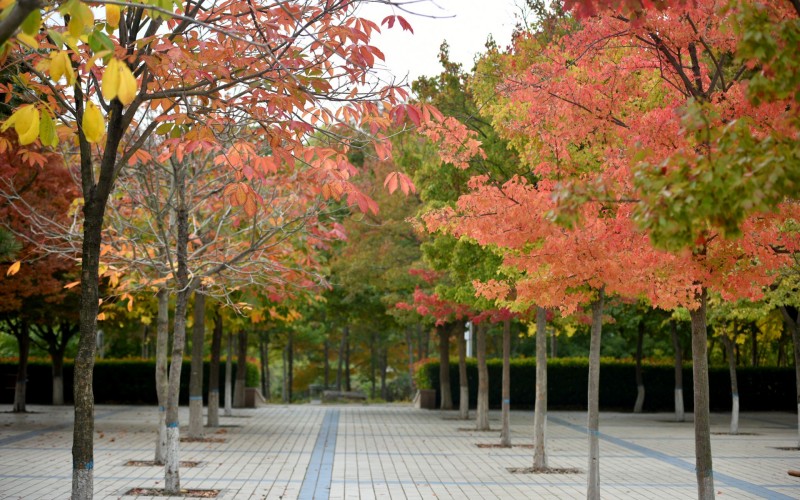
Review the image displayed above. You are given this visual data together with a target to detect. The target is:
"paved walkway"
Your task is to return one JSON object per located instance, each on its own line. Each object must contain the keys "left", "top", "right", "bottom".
{"left": 1, "top": 404, "right": 799, "bottom": 499}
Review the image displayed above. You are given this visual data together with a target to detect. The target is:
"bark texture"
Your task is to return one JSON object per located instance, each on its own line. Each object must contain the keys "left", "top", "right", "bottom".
{"left": 438, "top": 325, "right": 453, "bottom": 410}
{"left": 224, "top": 331, "right": 233, "bottom": 416}
{"left": 671, "top": 320, "right": 685, "bottom": 422}
{"left": 533, "top": 306, "right": 548, "bottom": 470}
{"left": 188, "top": 291, "right": 205, "bottom": 439}
{"left": 587, "top": 289, "right": 605, "bottom": 500}
{"left": 207, "top": 306, "right": 223, "bottom": 427}
{"left": 500, "top": 318, "right": 511, "bottom": 446}
{"left": 234, "top": 330, "right": 247, "bottom": 408}
{"left": 12, "top": 320, "right": 30, "bottom": 412}
{"left": 690, "top": 289, "right": 714, "bottom": 500}
{"left": 154, "top": 287, "right": 169, "bottom": 464}
{"left": 475, "top": 323, "right": 489, "bottom": 431}
{"left": 458, "top": 328, "right": 469, "bottom": 420}
{"left": 633, "top": 320, "right": 645, "bottom": 413}
{"left": 720, "top": 334, "right": 739, "bottom": 435}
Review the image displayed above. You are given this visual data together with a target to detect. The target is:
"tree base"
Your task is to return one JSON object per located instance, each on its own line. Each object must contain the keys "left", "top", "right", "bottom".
{"left": 125, "top": 488, "right": 219, "bottom": 497}
{"left": 507, "top": 467, "right": 581, "bottom": 474}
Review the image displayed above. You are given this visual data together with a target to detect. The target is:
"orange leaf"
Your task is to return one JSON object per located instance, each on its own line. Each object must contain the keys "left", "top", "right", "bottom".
{"left": 6, "top": 261, "right": 20, "bottom": 276}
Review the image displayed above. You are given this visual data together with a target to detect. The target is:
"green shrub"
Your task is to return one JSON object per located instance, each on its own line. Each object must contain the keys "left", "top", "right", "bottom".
{"left": 0, "top": 358, "right": 259, "bottom": 405}
{"left": 417, "top": 357, "right": 796, "bottom": 412}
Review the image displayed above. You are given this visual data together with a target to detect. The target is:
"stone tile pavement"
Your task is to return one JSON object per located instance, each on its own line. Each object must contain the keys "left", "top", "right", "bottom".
{"left": 1, "top": 403, "right": 799, "bottom": 499}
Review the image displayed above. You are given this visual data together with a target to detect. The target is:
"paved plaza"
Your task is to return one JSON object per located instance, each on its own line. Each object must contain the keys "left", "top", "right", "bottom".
{"left": 1, "top": 403, "right": 799, "bottom": 499}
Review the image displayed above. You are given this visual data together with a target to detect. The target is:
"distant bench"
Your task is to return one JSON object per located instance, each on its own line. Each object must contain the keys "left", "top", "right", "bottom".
{"left": 321, "top": 390, "right": 367, "bottom": 403}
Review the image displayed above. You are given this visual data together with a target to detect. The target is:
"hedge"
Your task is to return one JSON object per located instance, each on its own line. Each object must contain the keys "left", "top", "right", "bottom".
{"left": 415, "top": 357, "right": 797, "bottom": 412}
{"left": 0, "top": 358, "right": 259, "bottom": 405}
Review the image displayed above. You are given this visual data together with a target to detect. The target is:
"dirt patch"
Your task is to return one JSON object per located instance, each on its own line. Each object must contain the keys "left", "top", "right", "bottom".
{"left": 441, "top": 416, "right": 470, "bottom": 421}
{"left": 206, "top": 424, "right": 241, "bottom": 429}
{"left": 457, "top": 427, "right": 496, "bottom": 432}
{"left": 507, "top": 467, "right": 581, "bottom": 475}
{"left": 124, "top": 460, "right": 201, "bottom": 467}
{"left": 180, "top": 437, "right": 226, "bottom": 443}
{"left": 774, "top": 446, "right": 800, "bottom": 451}
{"left": 124, "top": 488, "right": 219, "bottom": 497}
{"left": 476, "top": 443, "right": 534, "bottom": 449}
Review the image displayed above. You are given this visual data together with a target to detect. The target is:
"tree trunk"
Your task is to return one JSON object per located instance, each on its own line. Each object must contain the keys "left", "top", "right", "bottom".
{"left": 633, "top": 320, "right": 645, "bottom": 413}
{"left": 71, "top": 97, "right": 126, "bottom": 499}
{"left": 51, "top": 348, "right": 64, "bottom": 406}
{"left": 671, "top": 320, "right": 685, "bottom": 422}
{"left": 260, "top": 332, "right": 269, "bottom": 399}
{"left": 287, "top": 331, "right": 294, "bottom": 402}
{"left": 13, "top": 320, "right": 30, "bottom": 413}
{"left": 336, "top": 326, "right": 347, "bottom": 391}
{"left": 587, "top": 288, "right": 605, "bottom": 500}
{"left": 380, "top": 346, "right": 388, "bottom": 400}
{"left": 344, "top": 331, "right": 350, "bottom": 392}
{"left": 500, "top": 318, "right": 512, "bottom": 447}
{"left": 370, "top": 332, "right": 376, "bottom": 399}
{"left": 323, "top": 338, "right": 330, "bottom": 389}
{"left": 154, "top": 287, "right": 169, "bottom": 464}
{"left": 438, "top": 325, "right": 453, "bottom": 410}
{"left": 407, "top": 327, "right": 415, "bottom": 391}
{"left": 224, "top": 330, "right": 233, "bottom": 416}
{"left": 207, "top": 306, "right": 222, "bottom": 428}
{"left": 781, "top": 306, "right": 800, "bottom": 447}
{"left": 720, "top": 334, "right": 739, "bottom": 435}
{"left": 188, "top": 291, "right": 205, "bottom": 439}
{"left": 164, "top": 161, "right": 192, "bottom": 494}
{"left": 282, "top": 345, "right": 288, "bottom": 403}
{"left": 689, "top": 288, "right": 714, "bottom": 500}
{"left": 458, "top": 325, "right": 469, "bottom": 420}
{"left": 164, "top": 286, "right": 190, "bottom": 493}
{"left": 264, "top": 334, "right": 271, "bottom": 399}
{"left": 476, "top": 323, "right": 489, "bottom": 431}
{"left": 533, "top": 306, "right": 548, "bottom": 470}
{"left": 234, "top": 330, "right": 247, "bottom": 407}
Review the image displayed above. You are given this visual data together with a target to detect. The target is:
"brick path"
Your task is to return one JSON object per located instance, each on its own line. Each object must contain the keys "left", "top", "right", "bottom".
{"left": 1, "top": 404, "right": 799, "bottom": 499}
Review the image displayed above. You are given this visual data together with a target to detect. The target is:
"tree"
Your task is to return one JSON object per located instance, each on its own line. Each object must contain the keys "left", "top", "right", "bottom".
{"left": 0, "top": 134, "right": 78, "bottom": 412}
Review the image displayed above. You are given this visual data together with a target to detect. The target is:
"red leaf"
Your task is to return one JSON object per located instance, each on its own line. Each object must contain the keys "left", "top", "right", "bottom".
{"left": 381, "top": 15, "right": 396, "bottom": 29}
{"left": 397, "top": 16, "right": 414, "bottom": 34}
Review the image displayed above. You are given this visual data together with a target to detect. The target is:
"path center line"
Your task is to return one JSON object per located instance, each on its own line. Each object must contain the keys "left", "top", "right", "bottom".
{"left": 298, "top": 409, "right": 340, "bottom": 499}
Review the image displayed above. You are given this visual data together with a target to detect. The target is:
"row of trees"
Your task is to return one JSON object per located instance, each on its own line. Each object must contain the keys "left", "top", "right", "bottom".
{"left": 0, "top": 1, "right": 797, "bottom": 499}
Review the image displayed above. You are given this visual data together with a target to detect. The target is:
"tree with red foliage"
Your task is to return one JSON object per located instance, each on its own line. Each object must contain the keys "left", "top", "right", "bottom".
{"left": 0, "top": 134, "right": 80, "bottom": 412}
{"left": 436, "top": 1, "right": 799, "bottom": 497}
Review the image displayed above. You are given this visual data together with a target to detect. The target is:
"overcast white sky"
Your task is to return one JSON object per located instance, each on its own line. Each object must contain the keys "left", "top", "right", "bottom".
{"left": 357, "top": 0, "right": 522, "bottom": 86}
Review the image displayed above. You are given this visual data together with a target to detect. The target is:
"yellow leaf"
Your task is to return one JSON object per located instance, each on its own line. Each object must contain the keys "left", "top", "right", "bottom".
{"left": 6, "top": 261, "right": 20, "bottom": 276}
{"left": 82, "top": 101, "right": 104, "bottom": 143}
{"left": 16, "top": 32, "right": 38, "bottom": 49}
{"left": 50, "top": 51, "right": 75, "bottom": 85}
{"left": 106, "top": 4, "right": 121, "bottom": 29}
{"left": 102, "top": 58, "right": 137, "bottom": 106}
{"left": 13, "top": 105, "right": 40, "bottom": 145}
{"left": 116, "top": 62, "right": 137, "bottom": 105}
{"left": 101, "top": 58, "right": 120, "bottom": 102}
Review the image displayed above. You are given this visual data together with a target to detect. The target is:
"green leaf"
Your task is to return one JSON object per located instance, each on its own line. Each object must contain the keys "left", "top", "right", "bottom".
{"left": 21, "top": 9, "right": 41, "bottom": 36}
{"left": 38, "top": 112, "right": 58, "bottom": 148}
{"left": 88, "top": 30, "right": 115, "bottom": 55}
